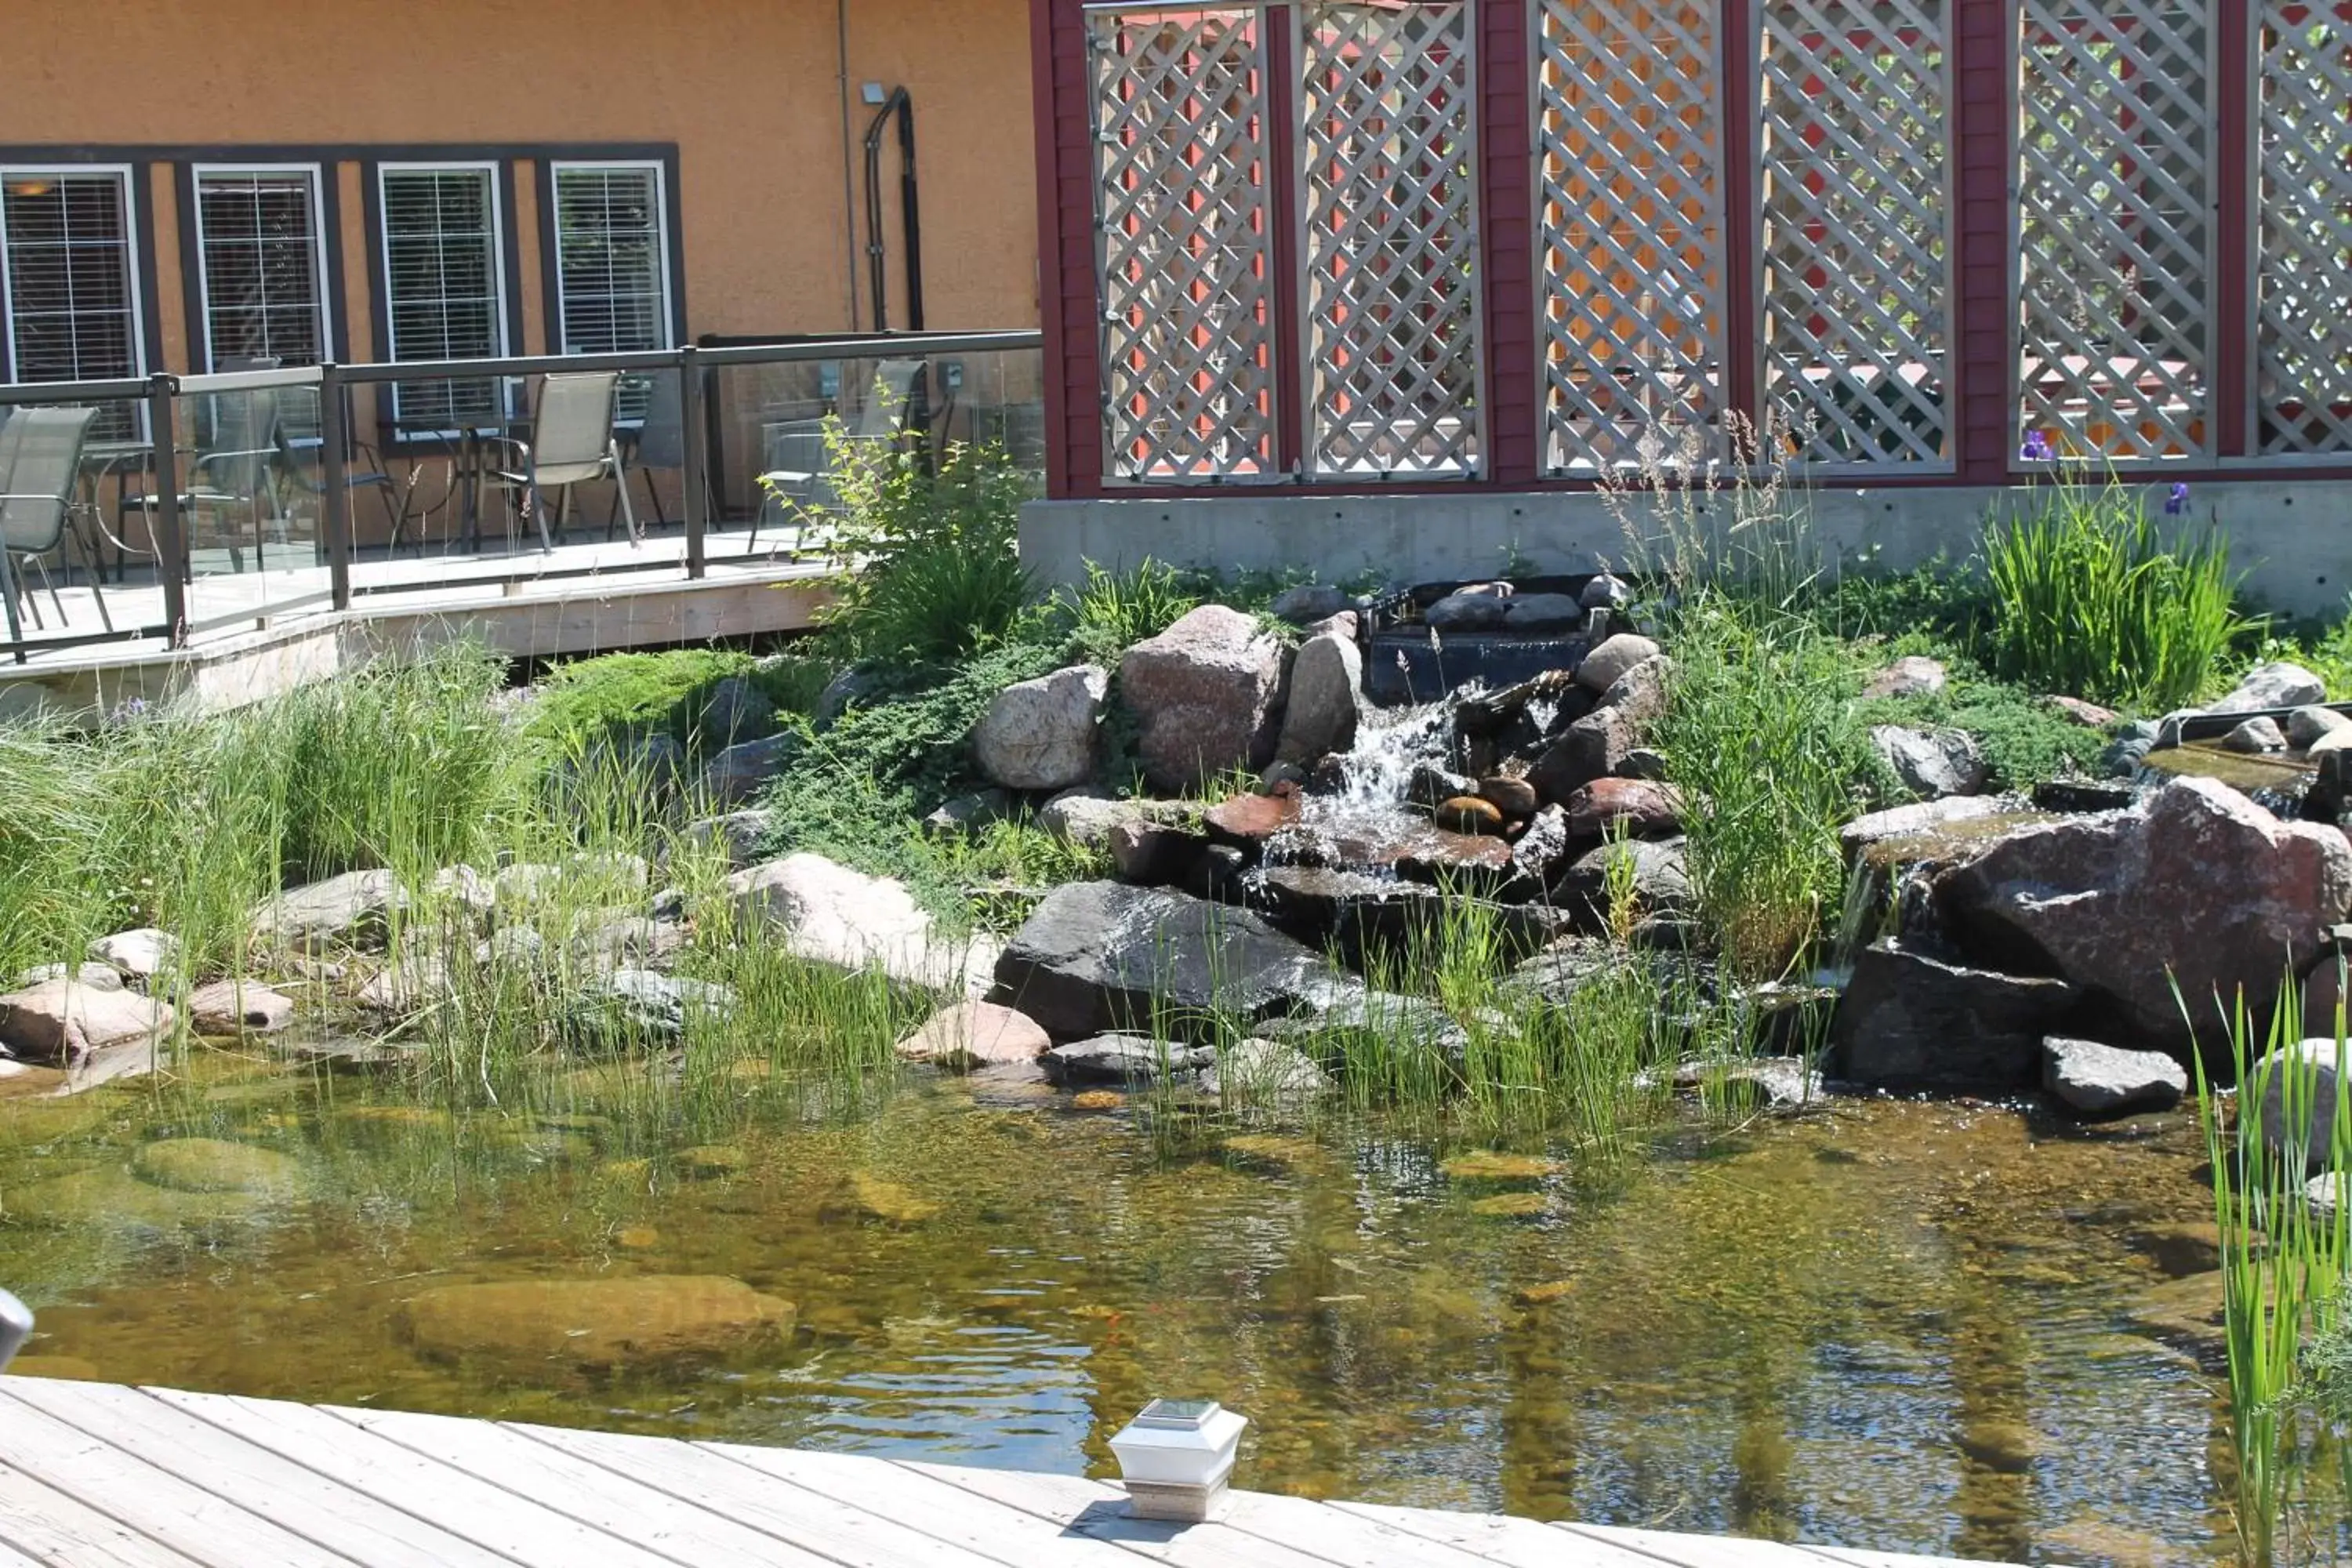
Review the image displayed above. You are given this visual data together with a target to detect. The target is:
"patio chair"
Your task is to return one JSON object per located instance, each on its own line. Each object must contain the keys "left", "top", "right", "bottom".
{"left": 125, "top": 386, "right": 288, "bottom": 573}
{"left": 756, "top": 358, "right": 926, "bottom": 544}
{"left": 271, "top": 387, "right": 418, "bottom": 552}
{"left": 0, "top": 405, "right": 111, "bottom": 643}
{"left": 612, "top": 369, "right": 684, "bottom": 535}
{"left": 481, "top": 372, "right": 637, "bottom": 554}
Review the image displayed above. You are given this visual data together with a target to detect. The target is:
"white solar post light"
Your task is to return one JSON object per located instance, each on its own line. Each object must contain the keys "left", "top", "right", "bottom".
{"left": 1108, "top": 1399, "right": 1249, "bottom": 1523}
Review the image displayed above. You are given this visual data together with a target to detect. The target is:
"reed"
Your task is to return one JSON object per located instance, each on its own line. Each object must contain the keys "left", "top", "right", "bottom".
{"left": 2193, "top": 967, "right": 2351, "bottom": 1566}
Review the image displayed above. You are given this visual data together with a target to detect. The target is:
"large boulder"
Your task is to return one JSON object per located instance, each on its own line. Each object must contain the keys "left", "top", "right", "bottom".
{"left": 1276, "top": 632, "right": 1363, "bottom": 766}
{"left": 2042, "top": 1036, "right": 2187, "bottom": 1118}
{"left": 697, "top": 734, "right": 797, "bottom": 809}
{"left": 1556, "top": 838, "right": 1691, "bottom": 927}
{"left": 992, "top": 881, "right": 1348, "bottom": 1040}
{"left": 1530, "top": 706, "right": 1639, "bottom": 804}
{"left": 252, "top": 869, "right": 403, "bottom": 952}
{"left": 971, "top": 664, "right": 1108, "bottom": 792}
{"left": 1594, "top": 655, "right": 1669, "bottom": 724}
{"left": 2209, "top": 662, "right": 2325, "bottom": 716}
{"left": 0, "top": 979, "right": 174, "bottom": 1065}
{"left": 683, "top": 808, "right": 775, "bottom": 869}
{"left": 403, "top": 1276, "right": 793, "bottom": 1370}
{"left": 729, "top": 853, "right": 987, "bottom": 994}
{"left": 1036, "top": 790, "right": 1200, "bottom": 851}
{"left": 1118, "top": 605, "right": 1288, "bottom": 792}
{"left": 1871, "top": 725, "right": 1988, "bottom": 799}
{"left": 675, "top": 676, "right": 779, "bottom": 750}
{"left": 1831, "top": 938, "right": 2079, "bottom": 1089}
{"left": 1936, "top": 777, "right": 2352, "bottom": 1053}
{"left": 1269, "top": 584, "right": 1351, "bottom": 626}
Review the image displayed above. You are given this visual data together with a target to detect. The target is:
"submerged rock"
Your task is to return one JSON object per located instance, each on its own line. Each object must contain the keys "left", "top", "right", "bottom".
{"left": 1936, "top": 777, "right": 2352, "bottom": 1054}
{"left": 1441, "top": 1150, "right": 1555, "bottom": 1181}
{"left": 132, "top": 1138, "right": 301, "bottom": 1196}
{"left": 824, "top": 1171, "right": 942, "bottom": 1225}
{"left": 403, "top": 1276, "right": 793, "bottom": 1368}
{"left": 971, "top": 663, "right": 1109, "bottom": 792}
{"left": 1118, "top": 605, "right": 1287, "bottom": 792}
{"left": 2042, "top": 1036, "right": 2186, "bottom": 1118}
{"left": 994, "top": 882, "right": 1348, "bottom": 1040}
{"left": 894, "top": 1000, "right": 1052, "bottom": 1070}
{"left": 1832, "top": 938, "right": 2078, "bottom": 1089}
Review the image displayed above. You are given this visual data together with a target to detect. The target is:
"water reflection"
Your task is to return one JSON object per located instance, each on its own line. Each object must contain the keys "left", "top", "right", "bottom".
{"left": 0, "top": 1063, "right": 2325, "bottom": 1566}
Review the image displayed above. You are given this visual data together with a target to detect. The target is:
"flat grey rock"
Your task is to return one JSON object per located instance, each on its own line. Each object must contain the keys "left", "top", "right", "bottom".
{"left": 2042, "top": 1036, "right": 2187, "bottom": 1117}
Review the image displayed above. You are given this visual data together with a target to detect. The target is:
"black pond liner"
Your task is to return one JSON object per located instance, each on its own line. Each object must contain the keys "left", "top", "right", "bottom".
{"left": 1359, "top": 574, "right": 1615, "bottom": 708}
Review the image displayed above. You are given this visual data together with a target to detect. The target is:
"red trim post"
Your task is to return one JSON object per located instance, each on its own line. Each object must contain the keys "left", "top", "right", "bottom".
{"left": 1029, "top": 0, "right": 1072, "bottom": 496}
{"left": 1718, "top": 0, "right": 1762, "bottom": 452}
{"left": 1479, "top": 0, "right": 1540, "bottom": 485}
{"left": 2213, "top": 0, "right": 2252, "bottom": 458}
{"left": 1266, "top": 9, "right": 1308, "bottom": 478}
{"left": 1039, "top": 0, "right": 1108, "bottom": 497}
{"left": 1947, "top": 0, "right": 2016, "bottom": 484}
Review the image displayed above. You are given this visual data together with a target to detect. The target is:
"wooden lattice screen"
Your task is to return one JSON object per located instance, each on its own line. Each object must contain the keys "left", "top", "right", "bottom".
{"left": 1534, "top": 0, "right": 1729, "bottom": 473}
{"left": 2256, "top": 2, "right": 2352, "bottom": 456}
{"left": 1298, "top": 1, "right": 1483, "bottom": 477}
{"left": 1088, "top": 5, "right": 1278, "bottom": 481}
{"left": 2016, "top": 0, "right": 2215, "bottom": 463}
{"left": 1759, "top": 0, "right": 1951, "bottom": 467}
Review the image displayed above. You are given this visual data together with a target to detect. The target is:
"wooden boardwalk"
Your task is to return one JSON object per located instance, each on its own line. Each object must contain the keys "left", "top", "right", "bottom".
{"left": 0, "top": 1377, "right": 2023, "bottom": 1568}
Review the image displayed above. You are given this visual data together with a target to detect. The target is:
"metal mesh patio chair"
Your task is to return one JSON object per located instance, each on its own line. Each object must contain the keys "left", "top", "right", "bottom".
{"left": 612, "top": 370, "right": 684, "bottom": 535}
{"left": 756, "top": 358, "right": 925, "bottom": 545}
{"left": 272, "top": 387, "right": 417, "bottom": 551}
{"left": 481, "top": 372, "right": 637, "bottom": 553}
{"left": 126, "top": 386, "right": 288, "bottom": 573}
{"left": 0, "top": 405, "right": 110, "bottom": 643}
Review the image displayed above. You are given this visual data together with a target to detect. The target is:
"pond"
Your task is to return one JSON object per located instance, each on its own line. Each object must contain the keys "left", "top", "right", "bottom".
{"left": 0, "top": 1058, "right": 2273, "bottom": 1567}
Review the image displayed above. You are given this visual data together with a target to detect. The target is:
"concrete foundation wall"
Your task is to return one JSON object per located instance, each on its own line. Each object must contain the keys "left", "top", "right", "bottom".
{"left": 1021, "top": 483, "right": 2352, "bottom": 619}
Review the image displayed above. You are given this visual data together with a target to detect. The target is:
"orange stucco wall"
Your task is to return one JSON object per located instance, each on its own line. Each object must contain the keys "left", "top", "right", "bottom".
{"left": 2, "top": 0, "right": 1039, "bottom": 343}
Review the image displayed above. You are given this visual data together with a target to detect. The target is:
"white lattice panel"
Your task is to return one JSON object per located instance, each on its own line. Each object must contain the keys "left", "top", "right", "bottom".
{"left": 1090, "top": 6, "right": 1278, "bottom": 481}
{"left": 1297, "top": 2, "right": 1482, "bottom": 477}
{"left": 1535, "top": 0, "right": 1728, "bottom": 472}
{"left": 2256, "top": 2, "right": 2352, "bottom": 456}
{"left": 2015, "top": 0, "right": 2215, "bottom": 463}
{"left": 1759, "top": 1, "right": 1950, "bottom": 466}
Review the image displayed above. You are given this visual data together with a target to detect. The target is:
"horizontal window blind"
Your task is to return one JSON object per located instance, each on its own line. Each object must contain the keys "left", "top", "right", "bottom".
{"left": 0, "top": 169, "right": 142, "bottom": 441}
{"left": 380, "top": 165, "right": 505, "bottom": 434}
{"left": 554, "top": 163, "right": 670, "bottom": 421}
{"left": 195, "top": 169, "right": 326, "bottom": 372}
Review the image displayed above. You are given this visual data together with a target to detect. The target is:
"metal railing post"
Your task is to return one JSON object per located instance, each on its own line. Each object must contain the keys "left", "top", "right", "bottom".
{"left": 146, "top": 373, "right": 187, "bottom": 647}
{"left": 679, "top": 346, "right": 708, "bottom": 580}
{"left": 319, "top": 363, "right": 352, "bottom": 610}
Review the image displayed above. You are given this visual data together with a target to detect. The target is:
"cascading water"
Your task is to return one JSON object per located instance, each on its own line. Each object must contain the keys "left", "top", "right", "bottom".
{"left": 1259, "top": 683, "right": 1477, "bottom": 880}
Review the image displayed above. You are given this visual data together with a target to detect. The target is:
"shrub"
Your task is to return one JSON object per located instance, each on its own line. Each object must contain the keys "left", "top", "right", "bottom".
{"left": 1854, "top": 672, "right": 2098, "bottom": 791}
{"left": 776, "top": 427, "right": 1040, "bottom": 666}
{"left": 520, "top": 648, "right": 758, "bottom": 757}
{"left": 1058, "top": 561, "right": 1202, "bottom": 666}
{"left": 1981, "top": 474, "right": 2243, "bottom": 710}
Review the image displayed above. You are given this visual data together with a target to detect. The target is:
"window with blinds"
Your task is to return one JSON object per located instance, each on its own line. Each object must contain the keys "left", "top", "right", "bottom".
{"left": 379, "top": 164, "right": 506, "bottom": 434}
{"left": 552, "top": 162, "right": 670, "bottom": 422}
{"left": 194, "top": 167, "right": 328, "bottom": 371}
{"left": 0, "top": 168, "right": 143, "bottom": 440}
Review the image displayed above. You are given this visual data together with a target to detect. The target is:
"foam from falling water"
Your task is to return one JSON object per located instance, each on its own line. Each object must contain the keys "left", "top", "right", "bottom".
{"left": 1263, "top": 690, "right": 1468, "bottom": 877}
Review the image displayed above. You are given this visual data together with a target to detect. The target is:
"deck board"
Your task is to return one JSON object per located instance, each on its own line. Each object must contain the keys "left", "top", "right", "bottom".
{"left": 0, "top": 1378, "right": 2037, "bottom": 1568}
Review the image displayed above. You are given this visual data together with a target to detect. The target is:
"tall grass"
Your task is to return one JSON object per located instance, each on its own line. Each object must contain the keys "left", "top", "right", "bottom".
{"left": 1983, "top": 474, "right": 2242, "bottom": 710}
{"left": 2194, "top": 971, "right": 2351, "bottom": 1566}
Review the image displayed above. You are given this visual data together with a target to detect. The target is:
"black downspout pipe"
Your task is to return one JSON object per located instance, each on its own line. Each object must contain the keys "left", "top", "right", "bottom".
{"left": 862, "top": 89, "right": 924, "bottom": 333}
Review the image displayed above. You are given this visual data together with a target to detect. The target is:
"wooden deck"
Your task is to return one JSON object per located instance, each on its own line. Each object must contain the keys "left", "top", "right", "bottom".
{"left": 0, "top": 1376, "right": 2023, "bottom": 1568}
{"left": 0, "top": 528, "right": 831, "bottom": 720}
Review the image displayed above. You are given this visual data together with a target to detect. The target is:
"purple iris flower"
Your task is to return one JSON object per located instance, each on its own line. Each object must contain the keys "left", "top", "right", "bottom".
{"left": 2020, "top": 430, "right": 2055, "bottom": 463}
{"left": 2164, "top": 481, "right": 2190, "bottom": 517}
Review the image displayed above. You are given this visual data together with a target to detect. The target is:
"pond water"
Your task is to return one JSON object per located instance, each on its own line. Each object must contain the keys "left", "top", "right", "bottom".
{"left": 0, "top": 1058, "right": 2292, "bottom": 1567}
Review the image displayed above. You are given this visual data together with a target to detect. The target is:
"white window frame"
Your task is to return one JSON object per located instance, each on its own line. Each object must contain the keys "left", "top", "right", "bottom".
{"left": 375, "top": 159, "right": 510, "bottom": 437}
{"left": 547, "top": 158, "right": 675, "bottom": 357}
{"left": 0, "top": 163, "right": 147, "bottom": 389}
{"left": 189, "top": 162, "right": 333, "bottom": 373}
